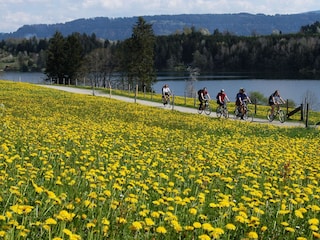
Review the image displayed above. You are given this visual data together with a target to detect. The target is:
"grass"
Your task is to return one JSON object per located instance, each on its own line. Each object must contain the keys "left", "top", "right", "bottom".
{"left": 99, "top": 87, "right": 319, "bottom": 124}
{"left": 0, "top": 80, "right": 319, "bottom": 240}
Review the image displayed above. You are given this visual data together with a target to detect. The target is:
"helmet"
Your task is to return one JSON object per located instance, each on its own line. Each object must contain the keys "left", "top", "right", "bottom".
{"left": 221, "top": 89, "right": 224, "bottom": 92}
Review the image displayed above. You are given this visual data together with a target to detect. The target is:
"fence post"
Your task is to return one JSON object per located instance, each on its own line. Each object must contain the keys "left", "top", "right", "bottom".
{"left": 134, "top": 84, "right": 138, "bottom": 103}
{"left": 172, "top": 94, "right": 175, "bottom": 110}
{"left": 305, "top": 103, "right": 309, "bottom": 128}
{"left": 254, "top": 98, "right": 257, "bottom": 115}
{"left": 300, "top": 104, "right": 304, "bottom": 121}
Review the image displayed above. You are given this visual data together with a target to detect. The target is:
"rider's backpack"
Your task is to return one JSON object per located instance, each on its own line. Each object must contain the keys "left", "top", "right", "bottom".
{"left": 216, "top": 93, "right": 220, "bottom": 100}
{"left": 198, "top": 89, "right": 202, "bottom": 96}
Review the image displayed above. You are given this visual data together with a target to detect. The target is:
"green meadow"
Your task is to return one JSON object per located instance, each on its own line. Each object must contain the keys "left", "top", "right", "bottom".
{"left": 0, "top": 81, "right": 319, "bottom": 240}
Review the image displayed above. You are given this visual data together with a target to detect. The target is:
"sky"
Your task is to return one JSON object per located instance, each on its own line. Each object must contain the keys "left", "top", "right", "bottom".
{"left": 1, "top": 0, "right": 319, "bottom": 33}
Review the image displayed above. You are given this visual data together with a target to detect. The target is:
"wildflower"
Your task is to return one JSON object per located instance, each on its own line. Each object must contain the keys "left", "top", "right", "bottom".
{"left": 156, "top": 226, "right": 167, "bottom": 234}
{"left": 171, "top": 220, "right": 182, "bottom": 232}
{"left": 189, "top": 208, "right": 197, "bottom": 215}
{"left": 56, "top": 210, "right": 75, "bottom": 221}
{"left": 130, "top": 221, "right": 143, "bottom": 231}
{"left": 185, "top": 225, "right": 194, "bottom": 231}
{"left": 116, "top": 217, "right": 127, "bottom": 224}
{"left": 0, "top": 231, "right": 6, "bottom": 237}
{"left": 261, "top": 226, "right": 268, "bottom": 231}
{"left": 309, "top": 225, "right": 319, "bottom": 231}
{"left": 211, "top": 227, "right": 224, "bottom": 238}
{"left": 313, "top": 232, "right": 320, "bottom": 238}
{"left": 295, "top": 210, "right": 304, "bottom": 218}
{"left": 193, "top": 222, "right": 202, "bottom": 228}
{"left": 198, "top": 234, "right": 210, "bottom": 240}
{"left": 285, "top": 227, "right": 295, "bottom": 233}
{"left": 202, "top": 223, "right": 214, "bottom": 232}
{"left": 226, "top": 223, "right": 236, "bottom": 230}
{"left": 297, "top": 237, "right": 307, "bottom": 240}
{"left": 45, "top": 218, "right": 57, "bottom": 225}
{"left": 247, "top": 231, "right": 258, "bottom": 239}
{"left": 10, "top": 205, "right": 34, "bottom": 215}
{"left": 145, "top": 218, "right": 155, "bottom": 226}
{"left": 308, "top": 218, "right": 319, "bottom": 226}
{"left": 102, "top": 218, "right": 110, "bottom": 225}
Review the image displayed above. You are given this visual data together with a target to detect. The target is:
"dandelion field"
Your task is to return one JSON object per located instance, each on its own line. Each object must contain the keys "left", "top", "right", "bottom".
{"left": 0, "top": 81, "right": 319, "bottom": 240}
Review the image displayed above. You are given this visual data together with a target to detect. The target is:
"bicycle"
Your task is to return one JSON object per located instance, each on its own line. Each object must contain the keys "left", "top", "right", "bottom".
{"left": 198, "top": 100, "right": 212, "bottom": 115}
{"left": 162, "top": 94, "right": 171, "bottom": 106}
{"left": 234, "top": 101, "right": 253, "bottom": 121}
{"left": 216, "top": 102, "right": 229, "bottom": 118}
{"left": 267, "top": 105, "right": 286, "bottom": 123}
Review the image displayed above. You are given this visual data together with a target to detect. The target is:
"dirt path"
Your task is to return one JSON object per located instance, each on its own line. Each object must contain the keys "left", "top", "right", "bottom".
{"left": 39, "top": 85, "right": 306, "bottom": 128}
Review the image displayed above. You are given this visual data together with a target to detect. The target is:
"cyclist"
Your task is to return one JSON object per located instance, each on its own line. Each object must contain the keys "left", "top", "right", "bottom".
{"left": 198, "top": 87, "right": 211, "bottom": 110}
{"left": 269, "top": 90, "right": 286, "bottom": 116}
{"left": 216, "top": 89, "right": 230, "bottom": 107}
{"left": 162, "top": 84, "right": 171, "bottom": 105}
{"left": 235, "top": 88, "right": 251, "bottom": 119}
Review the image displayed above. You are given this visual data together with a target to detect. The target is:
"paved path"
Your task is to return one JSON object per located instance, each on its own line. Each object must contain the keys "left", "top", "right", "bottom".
{"left": 39, "top": 85, "right": 306, "bottom": 128}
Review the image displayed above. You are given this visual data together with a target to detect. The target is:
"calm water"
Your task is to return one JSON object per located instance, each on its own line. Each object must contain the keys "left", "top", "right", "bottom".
{"left": 1, "top": 71, "right": 320, "bottom": 108}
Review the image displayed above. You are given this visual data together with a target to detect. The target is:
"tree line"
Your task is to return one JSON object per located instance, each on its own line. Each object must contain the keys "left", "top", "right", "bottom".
{"left": 1, "top": 18, "right": 320, "bottom": 90}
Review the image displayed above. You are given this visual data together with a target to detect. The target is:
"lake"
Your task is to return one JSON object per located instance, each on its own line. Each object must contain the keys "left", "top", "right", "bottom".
{"left": 1, "top": 71, "right": 319, "bottom": 109}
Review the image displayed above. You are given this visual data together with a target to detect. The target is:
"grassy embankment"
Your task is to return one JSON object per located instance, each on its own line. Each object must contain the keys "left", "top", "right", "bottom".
{"left": 0, "top": 80, "right": 319, "bottom": 240}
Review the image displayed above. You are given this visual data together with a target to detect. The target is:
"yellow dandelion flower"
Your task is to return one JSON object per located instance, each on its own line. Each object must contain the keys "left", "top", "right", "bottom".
{"left": 103, "top": 190, "right": 111, "bottom": 197}
{"left": 10, "top": 204, "right": 34, "bottom": 215}
{"left": 193, "top": 222, "right": 202, "bottom": 228}
{"left": 212, "top": 227, "right": 224, "bottom": 236}
{"left": 151, "top": 212, "right": 160, "bottom": 218}
{"left": 185, "top": 226, "right": 194, "bottom": 231}
{"left": 247, "top": 231, "right": 258, "bottom": 239}
{"left": 0, "top": 231, "right": 5, "bottom": 237}
{"left": 116, "top": 217, "right": 127, "bottom": 224}
{"left": 130, "top": 221, "right": 143, "bottom": 231}
{"left": 202, "top": 223, "right": 214, "bottom": 232}
{"left": 261, "top": 226, "right": 268, "bottom": 232}
{"left": 297, "top": 237, "right": 307, "bottom": 240}
{"left": 295, "top": 210, "right": 304, "bottom": 218}
{"left": 171, "top": 220, "right": 182, "bottom": 232}
{"left": 86, "top": 222, "right": 96, "bottom": 228}
{"left": 198, "top": 234, "right": 211, "bottom": 240}
{"left": 310, "top": 225, "right": 319, "bottom": 231}
{"left": 313, "top": 232, "right": 320, "bottom": 238}
{"left": 281, "top": 222, "right": 289, "bottom": 226}
{"left": 189, "top": 208, "right": 197, "bottom": 215}
{"left": 45, "top": 218, "right": 57, "bottom": 225}
{"left": 226, "top": 223, "right": 236, "bottom": 230}
{"left": 308, "top": 218, "right": 319, "bottom": 225}
{"left": 102, "top": 218, "right": 110, "bottom": 225}
{"left": 156, "top": 226, "right": 167, "bottom": 234}
{"left": 63, "top": 228, "right": 73, "bottom": 236}
{"left": 0, "top": 215, "right": 6, "bottom": 221}
{"left": 285, "top": 227, "right": 295, "bottom": 233}
{"left": 145, "top": 218, "right": 155, "bottom": 226}
{"left": 56, "top": 210, "right": 75, "bottom": 222}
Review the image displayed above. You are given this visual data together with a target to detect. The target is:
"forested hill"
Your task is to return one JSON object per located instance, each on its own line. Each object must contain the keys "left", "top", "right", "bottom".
{"left": 1, "top": 11, "right": 320, "bottom": 40}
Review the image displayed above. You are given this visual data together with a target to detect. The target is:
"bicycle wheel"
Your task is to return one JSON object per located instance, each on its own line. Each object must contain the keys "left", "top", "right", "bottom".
{"left": 233, "top": 108, "right": 240, "bottom": 119}
{"left": 267, "top": 109, "right": 274, "bottom": 122}
{"left": 245, "top": 109, "right": 253, "bottom": 122}
{"left": 223, "top": 108, "right": 229, "bottom": 118}
{"left": 216, "top": 106, "right": 222, "bottom": 118}
{"left": 278, "top": 110, "right": 286, "bottom": 123}
{"left": 204, "top": 105, "right": 212, "bottom": 115}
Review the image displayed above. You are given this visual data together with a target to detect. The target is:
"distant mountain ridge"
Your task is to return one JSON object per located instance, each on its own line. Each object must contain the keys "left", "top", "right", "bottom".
{"left": 1, "top": 11, "right": 320, "bottom": 40}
